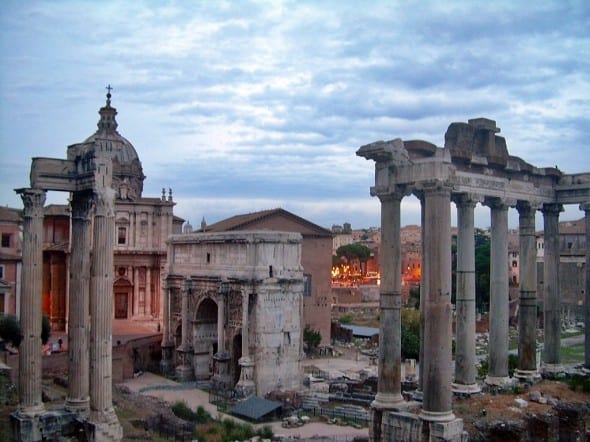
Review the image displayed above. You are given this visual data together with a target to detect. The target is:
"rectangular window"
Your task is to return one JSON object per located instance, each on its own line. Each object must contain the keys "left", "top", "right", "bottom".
{"left": 118, "top": 227, "right": 127, "bottom": 245}
{"left": 1, "top": 233, "right": 10, "bottom": 248}
{"left": 0, "top": 265, "right": 4, "bottom": 279}
{"left": 303, "top": 273, "right": 312, "bottom": 297}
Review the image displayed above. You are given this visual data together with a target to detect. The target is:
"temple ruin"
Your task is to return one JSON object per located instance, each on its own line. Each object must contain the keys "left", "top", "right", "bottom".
{"left": 357, "top": 118, "right": 590, "bottom": 441}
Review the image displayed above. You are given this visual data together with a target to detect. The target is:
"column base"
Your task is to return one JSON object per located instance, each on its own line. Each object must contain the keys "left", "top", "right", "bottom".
{"left": 11, "top": 409, "right": 79, "bottom": 442}
{"left": 485, "top": 375, "right": 515, "bottom": 389}
{"left": 175, "top": 364, "right": 195, "bottom": 382}
{"left": 86, "top": 408, "right": 123, "bottom": 442}
{"left": 419, "top": 409, "right": 456, "bottom": 423}
{"left": 427, "top": 417, "right": 466, "bottom": 441}
{"left": 16, "top": 403, "right": 45, "bottom": 419}
{"left": 64, "top": 397, "right": 90, "bottom": 414}
{"left": 541, "top": 363, "right": 565, "bottom": 378}
{"left": 513, "top": 369, "right": 542, "bottom": 384}
{"left": 371, "top": 392, "right": 406, "bottom": 410}
{"left": 452, "top": 382, "right": 482, "bottom": 396}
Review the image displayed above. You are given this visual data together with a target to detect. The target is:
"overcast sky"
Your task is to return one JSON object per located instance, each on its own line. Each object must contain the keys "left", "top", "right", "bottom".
{"left": 1, "top": 1, "right": 589, "bottom": 230}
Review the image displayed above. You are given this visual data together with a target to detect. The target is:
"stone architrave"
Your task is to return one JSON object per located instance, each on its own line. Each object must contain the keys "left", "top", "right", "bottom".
{"left": 485, "top": 198, "right": 513, "bottom": 387}
{"left": 66, "top": 191, "right": 93, "bottom": 413}
{"left": 515, "top": 201, "right": 541, "bottom": 382}
{"left": 542, "top": 203, "right": 563, "bottom": 376}
{"left": 16, "top": 188, "right": 46, "bottom": 418}
{"left": 420, "top": 181, "right": 455, "bottom": 422}
{"left": 452, "top": 194, "right": 480, "bottom": 393}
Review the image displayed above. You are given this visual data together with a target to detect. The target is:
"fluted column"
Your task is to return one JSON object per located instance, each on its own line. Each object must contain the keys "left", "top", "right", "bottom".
{"left": 542, "top": 203, "right": 563, "bottom": 375}
{"left": 421, "top": 182, "right": 454, "bottom": 422}
{"left": 160, "top": 283, "right": 175, "bottom": 375}
{"left": 65, "top": 191, "right": 93, "bottom": 413}
{"left": 373, "top": 193, "right": 404, "bottom": 408}
{"left": 89, "top": 187, "right": 118, "bottom": 424}
{"left": 452, "top": 194, "right": 480, "bottom": 393}
{"left": 582, "top": 202, "right": 590, "bottom": 370}
{"left": 236, "top": 289, "right": 255, "bottom": 397}
{"left": 486, "top": 199, "right": 512, "bottom": 386}
{"left": 175, "top": 280, "right": 194, "bottom": 381}
{"left": 515, "top": 201, "right": 540, "bottom": 381}
{"left": 217, "top": 287, "right": 226, "bottom": 353}
{"left": 16, "top": 188, "right": 46, "bottom": 417}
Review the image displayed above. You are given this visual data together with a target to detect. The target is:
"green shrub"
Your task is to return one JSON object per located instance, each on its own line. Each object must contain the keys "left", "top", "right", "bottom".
{"left": 0, "top": 315, "right": 21, "bottom": 347}
{"left": 338, "top": 314, "right": 353, "bottom": 324}
{"left": 257, "top": 425, "right": 273, "bottom": 439}
{"left": 303, "top": 327, "right": 321, "bottom": 350}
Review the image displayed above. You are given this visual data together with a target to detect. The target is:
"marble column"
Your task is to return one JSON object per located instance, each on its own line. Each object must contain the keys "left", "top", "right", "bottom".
{"left": 16, "top": 188, "right": 46, "bottom": 417}
{"left": 452, "top": 194, "right": 480, "bottom": 393}
{"left": 582, "top": 202, "right": 590, "bottom": 371}
{"left": 373, "top": 194, "right": 404, "bottom": 408}
{"left": 65, "top": 191, "right": 93, "bottom": 413}
{"left": 417, "top": 193, "right": 426, "bottom": 398}
{"left": 486, "top": 199, "right": 512, "bottom": 387}
{"left": 515, "top": 201, "right": 541, "bottom": 382}
{"left": 146, "top": 267, "right": 152, "bottom": 317}
{"left": 421, "top": 182, "right": 455, "bottom": 422}
{"left": 236, "top": 289, "right": 255, "bottom": 397}
{"left": 542, "top": 203, "right": 563, "bottom": 375}
{"left": 89, "top": 187, "right": 121, "bottom": 435}
{"left": 176, "top": 280, "right": 194, "bottom": 381}
{"left": 160, "top": 284, "right": 175, "bottom": 375}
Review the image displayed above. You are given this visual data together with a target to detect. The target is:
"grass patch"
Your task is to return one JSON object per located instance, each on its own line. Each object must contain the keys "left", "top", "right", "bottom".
{"left": 560, "top": 343, "right": 585, "bottom": 365}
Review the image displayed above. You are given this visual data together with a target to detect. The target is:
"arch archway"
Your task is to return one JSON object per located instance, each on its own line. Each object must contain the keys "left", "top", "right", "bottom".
{"left": 193, "top": 297, "right": 218, "bottom": 380}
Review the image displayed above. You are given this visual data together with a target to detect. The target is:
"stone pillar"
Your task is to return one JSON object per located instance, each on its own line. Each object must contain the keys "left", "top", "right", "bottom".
{"left": 515, "top": 201, "right": 541, "bottom": 382}
{"left": 542, "top": 203, "right": 563, "bottom": 375}
{"left": 160, "top": 284, "right": 175, "bottom": 375}
{"left": 452, "top": 194, "right": 480, "bottom": 394}
{"left": 16, "top": 188, "right": 46, "bottom": 417}
{"left": 421, "top": 182, "right": 455, "bottom": 422}
{"left": 146, "top": 267, "right": 152, "bottom": 317}
{"left": 486, "top": 199, "right": 512, "bottom": 387}
{"left": 88, "top": 186, "right": 122, "bottom": 439}
{"left": 582, "top": 203, "right": 590, "bottom": 371}
{"left": 65, "top": 191, "right": 93, "bottom": 413}
{"left": 417, "top": 193, "right": 426, "bottom": 398}
{"left": 236, "top": 290, "right": 255, "bottom": 398}
{"left": 176, "top": 280, "right": 194, "bottom": 381}
{"left": 375, "top": 194, "right": 405, "bottom": 407}
{"left": 212, "top": 282, "right": 230, "bottom": 390}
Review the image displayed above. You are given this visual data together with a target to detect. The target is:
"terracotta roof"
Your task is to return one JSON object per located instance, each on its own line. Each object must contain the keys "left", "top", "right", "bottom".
{"left": 559, "top": 218, "right": 585, "bottom": 235}
{"left": 0, "top": 206, "right": 22, "bottom": 223}
{"left": 202, "top": 208, "right": 332, "bottom": 237}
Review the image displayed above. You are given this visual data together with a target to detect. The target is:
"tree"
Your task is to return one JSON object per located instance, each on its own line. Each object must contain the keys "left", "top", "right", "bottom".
{"left": 401, "top": 308, "right": 420, "bottom": 360}
{"left": 474, "top": 229, "right": 491, "bottom": 312}
{"left": 303, "top": 327, "right": 321, "bottom": 351}
{"left": 0, "top": 314, "right": 51, "bottom": 347}
{"left": 0, "top": 314, "right": 21, "bottom": 347}
{"left": 336, "top": 243, "right": 373, "bottom": 276}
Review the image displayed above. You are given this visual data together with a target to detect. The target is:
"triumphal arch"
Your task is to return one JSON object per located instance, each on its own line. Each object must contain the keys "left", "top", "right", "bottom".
{"left": 12, "top": 92, "right": 126, "bottom": 440}
{"left": 161, "top": 230, "right": 304, "bottom": 398}
{"left": 357, "top": 118, "right": 590, "bottom": 441}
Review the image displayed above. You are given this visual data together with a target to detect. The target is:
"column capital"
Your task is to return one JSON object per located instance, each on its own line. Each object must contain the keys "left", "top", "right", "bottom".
{"left": 452, "top": 192, "right": 480, "bottom": 208}
{"left": 93, "top": 188, "right": 115, "bottom": 217}
{"left": 421, "top": 179, "right": 453, "bottom": 197}
{"left": 375, "top": 187, "right": 407, "bottom": 202}
{"left": 16, "top": 188, "right": 46, "bottom": 217}
{"left": 484, "top": 196, "right": 514, "bottom": 210}
{"left": 71, "top": 191, "right": 94, "bottom": 221}
{"left": 542, "top": 202, "right": 563, "bottom": 215}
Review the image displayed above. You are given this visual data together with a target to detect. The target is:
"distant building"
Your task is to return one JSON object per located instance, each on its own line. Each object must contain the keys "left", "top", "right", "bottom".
{"left": 202, "top": 208, "right": 333, "bottom": 344}
{"left": 0, "top": 206, "right": 22, "bottom": 315}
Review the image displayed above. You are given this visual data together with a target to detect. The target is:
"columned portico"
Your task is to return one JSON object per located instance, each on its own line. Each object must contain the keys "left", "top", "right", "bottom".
{"left": 421, "top": 182, "right": 455, "bottom": 422}
{"left": 452, "top": 194, "right": 480, "bottom": 394}
{"left": 542, "top": 203, "right": 564, "bottom": 376}
{"left": 356, "top": 118, "right": 588, "bottom": 441}
{"left": 515, "top": 201, "right": 541, "bottom": 382}
{"left": 486, "top": 198, "right": 513, "bottom": 387}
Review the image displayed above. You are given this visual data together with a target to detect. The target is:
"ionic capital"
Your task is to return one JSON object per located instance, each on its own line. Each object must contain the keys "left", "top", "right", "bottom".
{"left": 93, "top": 188, "right": 115, "bottom": 217}
{"left": 484, "top": 196, "right": 512, "bottom": 211}
{"left": 452, "top": 193, "right": 481, "bottom": 208}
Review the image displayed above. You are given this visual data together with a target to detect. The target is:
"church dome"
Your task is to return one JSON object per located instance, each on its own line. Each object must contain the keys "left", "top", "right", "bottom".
{"left": 83, "top": 88, "right": 146, "bottom": 200}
